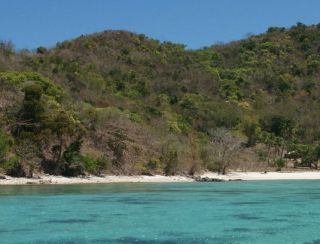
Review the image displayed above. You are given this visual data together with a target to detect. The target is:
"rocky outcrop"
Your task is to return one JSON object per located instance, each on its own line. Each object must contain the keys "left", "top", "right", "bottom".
{"left": 194, "top": 176, "right": 225, "bottom": 182}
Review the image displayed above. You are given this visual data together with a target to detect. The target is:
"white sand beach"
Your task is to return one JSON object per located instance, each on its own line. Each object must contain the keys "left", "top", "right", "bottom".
{"left": 0, "top": 175, "right": 194, "bottom": 185}
{"left": 1, "top": 171, "right": 320, "bottom": 185}
{"left": 200, "top": 171, "right": 320, "bottom": 181}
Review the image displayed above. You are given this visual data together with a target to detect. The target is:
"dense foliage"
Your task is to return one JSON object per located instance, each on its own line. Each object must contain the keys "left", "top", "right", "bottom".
{"left": 1, "top": 23, "right": 320, "bottom": 176}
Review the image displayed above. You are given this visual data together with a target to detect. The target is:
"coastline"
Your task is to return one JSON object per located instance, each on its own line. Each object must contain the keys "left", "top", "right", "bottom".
{"left": 2, "top": 171, "right": 320, "bottom": 185}
{"left": 0, "top": 175, "right": 194, "bottom": 185}
{"left": 200, "top": 171, "right": 320, "bottom": 181}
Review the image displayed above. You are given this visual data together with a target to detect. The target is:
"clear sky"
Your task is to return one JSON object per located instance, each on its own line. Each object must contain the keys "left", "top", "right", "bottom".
{"left": 0, "top": 0, "right": 320, "bottom": 50}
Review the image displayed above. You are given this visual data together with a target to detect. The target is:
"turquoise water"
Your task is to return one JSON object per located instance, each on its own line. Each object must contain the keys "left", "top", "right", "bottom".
{"left": 0, "top": 181, "right": 320, "bottom": 243}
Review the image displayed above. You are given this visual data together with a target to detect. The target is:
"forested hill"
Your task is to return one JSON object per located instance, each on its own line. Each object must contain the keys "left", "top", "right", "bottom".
{"left": 1, "top": 22, "right": 320, "bottom": 177}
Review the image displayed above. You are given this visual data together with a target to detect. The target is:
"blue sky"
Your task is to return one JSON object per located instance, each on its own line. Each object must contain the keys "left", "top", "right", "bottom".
{"left": 0, "top": 0, "right": 320, "bottom": 50}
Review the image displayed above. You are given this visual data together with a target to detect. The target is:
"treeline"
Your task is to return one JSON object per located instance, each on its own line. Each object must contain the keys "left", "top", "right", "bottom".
{"left": 1, "top": 23, "right": 320, "bottom": 177}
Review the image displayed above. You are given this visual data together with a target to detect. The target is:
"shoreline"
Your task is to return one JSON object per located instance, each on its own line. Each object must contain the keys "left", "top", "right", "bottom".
{"left": 1, "top": 171, "right": 320, "bottom": 185}
{"left": 200, "top": 171, "right": 320, "bottom": 181}
{"left": 0, "top": 175, "right": 194, "bottom": 185}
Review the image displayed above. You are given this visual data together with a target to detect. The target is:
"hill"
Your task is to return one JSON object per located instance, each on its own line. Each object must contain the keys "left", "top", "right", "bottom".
{"left": 1, "top": 23, "right": 320, "bottom": 177}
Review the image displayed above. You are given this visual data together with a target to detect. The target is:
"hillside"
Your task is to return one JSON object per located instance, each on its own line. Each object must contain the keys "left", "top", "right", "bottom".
{"left": 1, "top": 22, "right": 320, "bottom": 177}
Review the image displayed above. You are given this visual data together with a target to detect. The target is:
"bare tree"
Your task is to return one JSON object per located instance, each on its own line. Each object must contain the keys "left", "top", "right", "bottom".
{"left": 210, "top": 128, "right": 242, "bottom": 174}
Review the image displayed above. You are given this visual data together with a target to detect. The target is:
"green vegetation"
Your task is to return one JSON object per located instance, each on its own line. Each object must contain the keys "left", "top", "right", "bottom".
{"left": 1, "top": 23, "right": 320, "bottom": 176}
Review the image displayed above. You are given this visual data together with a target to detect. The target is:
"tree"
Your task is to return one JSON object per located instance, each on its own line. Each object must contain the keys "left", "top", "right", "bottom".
{"left": 45, "top": 110, "right": 83, "bottom": 175}
{"left": 14, "top": 135, "right": 40, "bottom": 178}
{"left": 296, "top": 144, "right": 320, "bottom": 168}
{"left": 107, "top": 129, "right": 127, "bottom": 171}
{"left": 243, "top": 121, "right": 260, "bottom": 147}
{"left": 51, "top": 111, "right": 76, "bottom": 165}
{"left": 0, "top": 41, "right": 14, "bottom": 57}
{"left": 161, "top": 143, "right": 178, "bottom": 176}
{"left": 210, "top": 128, "right": 242, "bottom": 174}
{"left": 188, "top": 133, "right": 200, "bottom": 175}
{"left": 0, "top": 131, "right": 12, "bottom": 163}
{"left": 260, "top": 114, "right": 295, "bottom": 139}
{"left": 259, "top": 114, "right": 296, "bottom": 163}
{"left": 259, "top": 131, "right": 275, "bottom": 167}
{"left": 10, "top": 84, "right": 46, "bottom": 176}
{"left": 61, "top": 139, "right": 84, "bottom": 176}
{"left": 13, "top": 83, "right": 45, "bottom": 136}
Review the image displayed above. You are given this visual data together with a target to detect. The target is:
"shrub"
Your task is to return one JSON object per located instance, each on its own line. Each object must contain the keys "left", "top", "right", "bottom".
{"left": 206, "top": 161, "right": 220, "bottom": 172}
{"left": 147, "top": 158, "right": 162, "bottom": 173}
{"left": 0, "top": 131, "right": 12, "bottom": 163}
{"left": 188, "top": 162, "right": 200, "bottom": 176}
{"left": 0, "top": 71, "right": 63, "bottom": 100}
{"left": 275, "top": 158, "right": 285, "bottom": 171}
{"left": 36, "top": 46, "right": 47, "bottom": 54}
{"left": 108, "top": 129, "right": 127, "bottom": 170}
{"left": 81, "top": 155, "right": 109, "bottom": 175}
{"left": 161, "top": 145, "right": 178, "bottom": 176}
{"left": 61, "top": 140, "right": 84, "bottom": 176}
{"left": 133, "top": 162, "right": 149, "bottom": 175}
{"left": 129, "top": 112, "right": 143, "bottom": 123}
{"left": 3, "top": 157, "right": 25, "bottom": 177}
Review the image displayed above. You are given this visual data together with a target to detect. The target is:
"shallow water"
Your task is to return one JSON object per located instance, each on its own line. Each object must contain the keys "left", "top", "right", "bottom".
{"left": 0, "top": 181, "right": 320, "bottom": 243}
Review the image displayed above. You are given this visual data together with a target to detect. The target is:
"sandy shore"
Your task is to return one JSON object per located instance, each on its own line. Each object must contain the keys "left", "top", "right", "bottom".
{"left": 0, "top": 175, "right": 194, "bottom": 185}
{"left": 200, "top": 171, "right": 320, "bottom": 181}
{"left": 1, "top": 171, "right": 320, "bottom": 185}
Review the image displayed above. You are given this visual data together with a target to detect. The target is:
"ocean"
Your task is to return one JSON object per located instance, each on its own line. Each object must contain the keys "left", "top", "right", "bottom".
{"left": 0, "top": 181, "right": 319, "bottom": 243}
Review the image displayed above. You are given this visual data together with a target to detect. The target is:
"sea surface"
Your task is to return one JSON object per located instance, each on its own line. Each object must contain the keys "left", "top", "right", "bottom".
{"left": 0, "top": 181, "right": 320, "bottom": 244}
